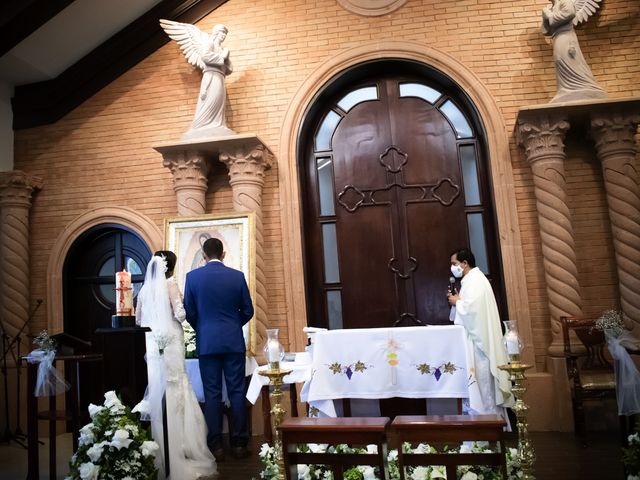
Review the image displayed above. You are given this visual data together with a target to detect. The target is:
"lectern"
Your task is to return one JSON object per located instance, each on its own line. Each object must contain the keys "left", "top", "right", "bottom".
{"left": 95, "top": 326, "right": 150, "bottom": 408}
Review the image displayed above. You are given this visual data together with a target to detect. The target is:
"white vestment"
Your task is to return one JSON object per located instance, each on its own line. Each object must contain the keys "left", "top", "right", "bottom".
{"left": 453, "top": 267, "right": 513, "bottom": 413}
{"left": 136, "top": 257, "right": 217, "bottom": 480}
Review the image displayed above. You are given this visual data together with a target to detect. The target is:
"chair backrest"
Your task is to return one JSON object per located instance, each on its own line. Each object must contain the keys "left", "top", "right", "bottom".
{"left": 560, "top": 316, "right": 611, "bottom": 370}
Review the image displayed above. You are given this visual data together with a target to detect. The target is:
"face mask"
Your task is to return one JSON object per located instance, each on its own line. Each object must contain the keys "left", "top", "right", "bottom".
{"left": 451, "top": 264, "right": 464, "bottom": 278}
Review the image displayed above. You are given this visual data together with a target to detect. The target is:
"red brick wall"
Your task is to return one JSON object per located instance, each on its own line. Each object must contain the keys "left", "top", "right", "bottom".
{"left": 14, "top": 0, "right": 640, "bottom": 370}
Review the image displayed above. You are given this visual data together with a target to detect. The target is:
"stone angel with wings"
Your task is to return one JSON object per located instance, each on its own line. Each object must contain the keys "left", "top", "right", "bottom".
{"left": 160, "top": 20, "right": 235, "bottom": 139}
{"left": 541, "top": 0, "right": 607, "bottom": 103}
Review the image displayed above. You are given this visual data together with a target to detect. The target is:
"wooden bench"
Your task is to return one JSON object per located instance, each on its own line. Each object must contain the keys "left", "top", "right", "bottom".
{"left": 391, "top": 415, "right": 507, "bottom": 480}
{"left": 278, "top": 417, "right": 390, "bottom": 480}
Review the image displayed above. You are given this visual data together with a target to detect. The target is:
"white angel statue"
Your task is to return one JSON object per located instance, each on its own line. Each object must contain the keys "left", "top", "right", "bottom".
{"left": 160, "top": 19, "right": 235, "bottom": 139}
{"left": 541, "top": 0, "right": 607, "bottom": 103}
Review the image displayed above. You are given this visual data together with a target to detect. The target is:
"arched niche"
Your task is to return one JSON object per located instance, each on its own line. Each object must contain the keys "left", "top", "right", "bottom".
{"left": 46, "top": 207, "right": 162, "bottom": 333}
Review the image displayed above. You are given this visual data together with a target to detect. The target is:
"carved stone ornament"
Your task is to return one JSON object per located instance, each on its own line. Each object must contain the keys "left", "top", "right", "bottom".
{"left": 337, "top": 0, "right": 407, "bottom": 16}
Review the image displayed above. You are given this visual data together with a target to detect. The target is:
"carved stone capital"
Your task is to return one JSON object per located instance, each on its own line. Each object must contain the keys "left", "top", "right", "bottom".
{"left": 0, "top": 170, "right": 43, "bottom": 208}
{"left": 220, "top": 143, "right": 274, "bottom": 187}
{"left": 162, "top": 151, "right": 210, "bottom": 191}
{"left": 516, "top": 115, "right": 570, "bottom": 165}
{"left": 591, "top": 113, "right": 640, "bottom": 159}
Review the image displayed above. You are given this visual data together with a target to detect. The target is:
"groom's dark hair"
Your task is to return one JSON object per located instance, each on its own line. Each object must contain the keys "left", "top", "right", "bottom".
{"left": 202, "top": 238, "right": 224, "bottom": 260}
{"left": 154, "top": 250, "right": 177, "bottom": 278}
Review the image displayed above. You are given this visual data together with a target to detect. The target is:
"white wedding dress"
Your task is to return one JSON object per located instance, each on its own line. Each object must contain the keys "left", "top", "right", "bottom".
{"left": 136, "top": 256, "right": 217, "bottom": 480}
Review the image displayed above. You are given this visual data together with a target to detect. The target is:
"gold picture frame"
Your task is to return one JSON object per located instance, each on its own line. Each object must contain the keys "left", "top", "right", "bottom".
{"left": 164, "top": 212, "right": 257, "bottom": 355}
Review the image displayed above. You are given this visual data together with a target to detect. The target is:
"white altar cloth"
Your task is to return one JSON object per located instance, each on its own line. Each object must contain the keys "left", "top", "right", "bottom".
{"left": 300, "top": 325, "right": 481, "bottom": 417}
{"left": 246, "top": 352, "right": 313, "bottom": 404}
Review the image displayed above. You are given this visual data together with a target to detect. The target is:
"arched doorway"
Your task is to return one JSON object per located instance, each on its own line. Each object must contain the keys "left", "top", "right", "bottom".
{"left": 299, "top": 60, "right": 506, "bottom": 330}
{"left": 63, "top": 224, "right": 151, "bottom": 405}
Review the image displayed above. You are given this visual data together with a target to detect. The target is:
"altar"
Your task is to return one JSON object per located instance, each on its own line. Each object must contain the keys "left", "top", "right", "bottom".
{"left": 248, "top": 325, "right": 482, "bottom": 418}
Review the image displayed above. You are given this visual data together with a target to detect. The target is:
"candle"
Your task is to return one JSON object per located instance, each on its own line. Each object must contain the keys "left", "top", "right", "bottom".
{"left": 115, "top": 270, "right": 133, "bottom": 316}
{"left": 267, "top": 340, "right": 281, "bottom": 364}
{"left": 505, "top": 333, "right": 520, "bottom": 355}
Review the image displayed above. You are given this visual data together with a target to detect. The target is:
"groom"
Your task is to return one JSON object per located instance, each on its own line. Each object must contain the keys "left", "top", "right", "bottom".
{"left": 184, "top": 237, "right": 254, "bottom": 461}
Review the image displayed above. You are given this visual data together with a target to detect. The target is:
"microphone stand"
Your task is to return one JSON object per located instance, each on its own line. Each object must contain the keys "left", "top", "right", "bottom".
{"left": 0, "top": 299, "right": 43, "bottom": 448}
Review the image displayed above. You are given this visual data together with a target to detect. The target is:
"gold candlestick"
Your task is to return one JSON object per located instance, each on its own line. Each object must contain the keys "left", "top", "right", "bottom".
{"left": 499, "top": 361, "right": 535, "bottom": 480}
{"left": 259, "top": 364, "right": 292, "bottom": 480}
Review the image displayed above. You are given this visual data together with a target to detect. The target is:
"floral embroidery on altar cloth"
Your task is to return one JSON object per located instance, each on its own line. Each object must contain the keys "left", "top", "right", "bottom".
{"left": 414, "top": 361, "right": 461, "bottom": 381}
{"left": 327, "top": 360, "right": 370, "bottom": 379}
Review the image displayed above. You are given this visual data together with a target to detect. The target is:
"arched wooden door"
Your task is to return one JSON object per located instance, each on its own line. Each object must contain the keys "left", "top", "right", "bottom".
{"left": 63, "top": 225, "right": 151, "bottom": 406}
{"left": 300, "top": 61, "right": 505, "bottom": 329}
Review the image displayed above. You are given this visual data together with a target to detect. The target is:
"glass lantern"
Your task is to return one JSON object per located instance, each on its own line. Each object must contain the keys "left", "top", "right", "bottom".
{"left": 264, "top": 328, "right": 285, "bottom": 369}
{"left": 502, "top": 320, "right": 523, "bottom": 364}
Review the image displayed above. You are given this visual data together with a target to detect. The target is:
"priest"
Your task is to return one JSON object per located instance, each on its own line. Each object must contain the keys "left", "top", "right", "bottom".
{"left": 447, "top": 248, "right": 513, "bottom": 417}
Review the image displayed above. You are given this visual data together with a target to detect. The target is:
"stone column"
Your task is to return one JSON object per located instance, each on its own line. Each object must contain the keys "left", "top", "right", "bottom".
{"left": 220, "top": 143, "right": 273, "bottom": 357}
{"left": 517, "top": 115, "right": 582, "bottom": 355}
{"left": 591, "top": 113, "right": 640, "bottom": 327}
{"left": 162, "top": 151, "right": 210, "bottom": 216}
{"left": 0, "top": 171, "right": 43, "bottom": 354}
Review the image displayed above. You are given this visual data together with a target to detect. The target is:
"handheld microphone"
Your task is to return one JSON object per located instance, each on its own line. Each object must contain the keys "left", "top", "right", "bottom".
{"left": 449, "top": 276, "right": 457, "bottom": 295}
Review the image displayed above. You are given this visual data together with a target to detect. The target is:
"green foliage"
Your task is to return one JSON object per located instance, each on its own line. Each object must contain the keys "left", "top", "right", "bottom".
{"left": 623, "top": 432, "right": 640, "bottom": 477}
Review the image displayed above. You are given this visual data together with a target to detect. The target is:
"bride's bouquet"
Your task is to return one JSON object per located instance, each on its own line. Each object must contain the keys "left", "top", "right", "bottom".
{"left": 66, "top": 391, "right": 159, "bottom": 480}
{"left": 183, "top": 321, "right": 197, "bottom": 358}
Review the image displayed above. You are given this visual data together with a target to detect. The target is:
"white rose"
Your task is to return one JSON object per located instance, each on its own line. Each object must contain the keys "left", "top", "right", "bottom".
{"left": 259, "top": 443, "right": 272, "bottom": 458}
{"left": 308, "top": 443, "right": 324, "bottom": 453}
{"left": 411, "top": 466, "right": 431, "bottom": 480}
{"left": 414, "top": 443, "right": 434, "bottom": 453}
{"left": 388, "top": 449, "right": 398, "bottom": 461}
{"left": 78, "top": 430, "right": 95, "bottom": 446}
{"left": 366, "top": 444, "right": 378, "bottom": 454}
{"left": 79, "top": 462, "right": 100, "bottom": 480}
{"left": 87, "top": 404, "right": 105, "bottom": 419}
{"left": 141, "top": 440, "right": 160, "bottom": 457}
{"left": 297, "top": 465, "right": 311, "bottom": 480}
{"left": 103, "top": 390, "right": 121, "bottom": 409}
{"left": 357, "top": 465, "right": 376, "bottom": 480}
{"left": 132, "top": 399, "right": 150, "bottom": 416}
{"left": 110, "top": 429, "right": 133, "bottom": 450}
{"left": 460, "top": 472, "right": 478, "bottom": 480}
{"left": 86, "top": 442, "right": 107, "bottom": 463}
{"left": 186, "top": 343, "right": 196, "bottom": 352}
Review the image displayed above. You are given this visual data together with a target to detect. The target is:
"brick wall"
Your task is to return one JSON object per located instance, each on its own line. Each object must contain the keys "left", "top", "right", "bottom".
{"left": 14, "top": 0, "right": 640, "bottom": 369}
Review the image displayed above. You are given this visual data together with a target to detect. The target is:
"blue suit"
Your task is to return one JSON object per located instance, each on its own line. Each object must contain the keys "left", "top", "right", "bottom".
{"left": 184, "top": 260, "right": 254, "bottom": 450}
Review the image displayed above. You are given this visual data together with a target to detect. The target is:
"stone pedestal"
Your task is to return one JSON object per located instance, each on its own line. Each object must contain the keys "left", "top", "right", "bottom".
{"left": 0, "top": 171, "right": 42, "bottom": 352}
{"left": 155, "top": 134, "right": 274, "bottom": 354}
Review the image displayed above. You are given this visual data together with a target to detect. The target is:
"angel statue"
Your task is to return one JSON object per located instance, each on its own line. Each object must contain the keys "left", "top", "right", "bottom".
{"left": 541, "top": 0, "right": 607, "bottom": 103}
{"left": 160, "top": 20, "right": 235, "bottom": 139}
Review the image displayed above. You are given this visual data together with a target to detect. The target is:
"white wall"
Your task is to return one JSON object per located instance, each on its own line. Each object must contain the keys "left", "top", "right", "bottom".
{"left": 0, "top": 81, "right": 14, "bottom": 172}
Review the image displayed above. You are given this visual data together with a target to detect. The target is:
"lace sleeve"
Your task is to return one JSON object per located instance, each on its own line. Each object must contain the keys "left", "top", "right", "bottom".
{"left": 167, "top": 279, "right": 186, "bottom": 323}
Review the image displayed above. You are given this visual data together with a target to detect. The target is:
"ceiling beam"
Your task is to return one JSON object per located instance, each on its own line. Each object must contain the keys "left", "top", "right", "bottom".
{"left": 0, "top": 0, "right": 77, "bottom": 58}
{"left": 12, "top": 0, "right": 228, "bottom": 130}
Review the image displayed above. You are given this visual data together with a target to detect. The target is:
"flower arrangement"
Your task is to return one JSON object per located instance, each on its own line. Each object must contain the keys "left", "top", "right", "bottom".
{"left": 153, "top": 333, "right": 174, "bottom": 355}
{"left": 183, "top": 321, "right": 197, "bottom": 358}
{"left": 623, "top": 432, "right": 640, "bottom": 480}
{"left": 259, "top": 441, "right": 523, "bottom": 480}
{"left": 66, "top": 391, "right": 159, "bottom": 480}
{"left": 33, "top": 329, "right": 57, "bottom": 352}
{"left": 594, "top": 309, "right": 625, "bottom": 338}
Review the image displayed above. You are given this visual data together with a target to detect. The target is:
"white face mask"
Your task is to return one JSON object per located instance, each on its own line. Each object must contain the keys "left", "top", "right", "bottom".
{"left": 451, "top": 264, "right": 464, "bottom": 278}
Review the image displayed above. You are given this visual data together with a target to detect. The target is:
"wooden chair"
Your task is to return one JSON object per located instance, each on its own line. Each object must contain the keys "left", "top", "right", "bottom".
{"left": 560, "top": 316, "right": 617, "bottom": 436}
{"left": 391, "top": 415, "right": 507, "bottom": 480}
{"left": 278, "top": 417, "right": 390, "bottom": 480}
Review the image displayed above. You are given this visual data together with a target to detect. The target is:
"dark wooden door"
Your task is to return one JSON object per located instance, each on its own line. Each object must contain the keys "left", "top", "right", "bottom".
{"left": 63, "top": 225, "right": 150, "bottom": 408}
{"left": 303, "top": 71, "right": 503, "bottom": 329}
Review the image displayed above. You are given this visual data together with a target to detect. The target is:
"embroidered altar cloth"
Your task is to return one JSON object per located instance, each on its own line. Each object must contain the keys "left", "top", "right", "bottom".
{"left": 300, "top": 325, "right": 481, "bottom": 417}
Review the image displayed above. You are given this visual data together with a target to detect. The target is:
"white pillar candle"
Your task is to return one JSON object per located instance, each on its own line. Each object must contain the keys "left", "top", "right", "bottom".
{"left": 505, "top": 333, "right": 520, "bottom": 355}
{"left": 267, "top": 339, "right": 281, "bottom": 364}
{"left": 115, "top": 270, "right": 133, "bottom": 316}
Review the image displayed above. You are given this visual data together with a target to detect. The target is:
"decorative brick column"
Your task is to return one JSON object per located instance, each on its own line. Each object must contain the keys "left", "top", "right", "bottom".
{"left": 161, "top": 151, "right": 210, "bottom": 216}
{"left": 0, "top": 171, "right": 42, "bottom": 352}
{"left": 220, "top": 141, "right": 274, "bottom": 356}
{"left": 517, "top": 114, "right": 583, "bottom": 355}
{"left": 591, "top": 112, "right": 640, "bottom": 327}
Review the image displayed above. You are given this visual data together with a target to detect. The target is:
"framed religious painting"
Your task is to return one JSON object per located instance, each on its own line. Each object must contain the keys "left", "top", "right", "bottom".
{"left": 164, "top": 212, "right": 257, "bottom": 355}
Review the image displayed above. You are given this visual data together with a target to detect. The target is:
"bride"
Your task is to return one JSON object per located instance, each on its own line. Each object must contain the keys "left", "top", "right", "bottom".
{"left": 136, "top": 251, "right": 217, "bottom": 479}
